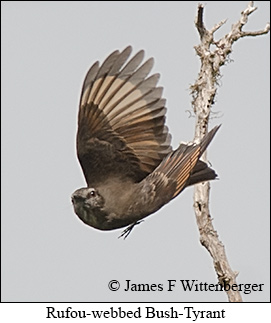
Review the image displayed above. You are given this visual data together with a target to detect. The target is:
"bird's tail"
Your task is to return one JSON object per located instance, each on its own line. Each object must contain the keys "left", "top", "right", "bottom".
{"left": 185, "top": 160, "right": 217, "bottom": 187}
{"left": 155, "top": 125, "right": 220, "bottom": 198}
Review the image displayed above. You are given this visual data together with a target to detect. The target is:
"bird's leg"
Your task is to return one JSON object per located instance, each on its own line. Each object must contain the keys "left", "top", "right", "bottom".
{"left": 118, "top": 220, "right": 144, "bottom": 239}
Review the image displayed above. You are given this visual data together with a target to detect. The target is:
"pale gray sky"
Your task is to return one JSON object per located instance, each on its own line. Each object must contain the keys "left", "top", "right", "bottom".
{"left": 2, "top": 1, "right": 270, "bottom": 302}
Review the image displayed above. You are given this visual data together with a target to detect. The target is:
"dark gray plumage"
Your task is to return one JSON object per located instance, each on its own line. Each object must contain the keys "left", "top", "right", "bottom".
{"left": 71, "top": 46, "right": 220, "bottom": 237}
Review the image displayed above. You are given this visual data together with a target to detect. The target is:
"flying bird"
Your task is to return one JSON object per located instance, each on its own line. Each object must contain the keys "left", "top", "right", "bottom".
{"left": 71, "top": 46, "right": 220, "bottom": 238}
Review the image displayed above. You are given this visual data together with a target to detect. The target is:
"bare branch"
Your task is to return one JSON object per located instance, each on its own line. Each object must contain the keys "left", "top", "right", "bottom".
{"left": 240, "top": 23, "right": 270, "bottom": 37}
{"left": 219, "top": 2, "right": 270, "bottom": 48}
{"left": 210, "top": 19, "right": 227, "bottom": 35}
{"left": 195, "top": 4, "right": 206, "bottom": 39}
{"left": 191, "top": 2, "right": 269, "bottom": 302}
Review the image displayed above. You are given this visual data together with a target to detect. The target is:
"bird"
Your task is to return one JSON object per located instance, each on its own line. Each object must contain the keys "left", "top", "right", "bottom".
{"left": 71, "top": 46, "right": 220, "bottom": 238}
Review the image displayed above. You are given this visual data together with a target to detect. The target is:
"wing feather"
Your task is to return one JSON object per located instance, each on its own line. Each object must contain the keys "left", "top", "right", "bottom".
{"left": 146, "top": 125, "right": 220, "bottom": 199}
{"left": 77, "top": 47, "right": 172, "bottom": 185}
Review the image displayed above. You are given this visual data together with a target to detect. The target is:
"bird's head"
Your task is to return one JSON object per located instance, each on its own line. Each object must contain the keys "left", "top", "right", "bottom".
{"left": 71, "top": 187, "right": 105, "bottom": 212}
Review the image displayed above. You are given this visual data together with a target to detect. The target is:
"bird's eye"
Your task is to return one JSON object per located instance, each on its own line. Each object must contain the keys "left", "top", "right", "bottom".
{"left": 87, "top": 190, "right": 96, "bottom": 198}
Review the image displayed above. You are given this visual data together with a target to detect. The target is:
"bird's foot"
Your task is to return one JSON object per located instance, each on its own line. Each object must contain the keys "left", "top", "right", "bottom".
{"left": 118, "top": 220, "right": 144, "bottom": 239}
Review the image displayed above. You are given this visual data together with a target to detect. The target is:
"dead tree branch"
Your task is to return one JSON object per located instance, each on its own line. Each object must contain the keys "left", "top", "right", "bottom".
{"left": 191, "top": 2, "right": 269, "bottom": 302}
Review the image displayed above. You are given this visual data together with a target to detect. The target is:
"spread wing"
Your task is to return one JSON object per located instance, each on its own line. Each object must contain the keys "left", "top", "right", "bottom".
{"left": 153, "top": 125, "right": 220, "bottom": 198}
{"left": 139, "top": 126, "right": 220, "bottom": 212}
{"left": 76, "top": 46, "right": 172, "bottom": 186}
